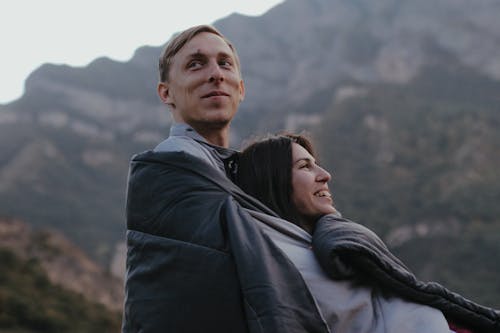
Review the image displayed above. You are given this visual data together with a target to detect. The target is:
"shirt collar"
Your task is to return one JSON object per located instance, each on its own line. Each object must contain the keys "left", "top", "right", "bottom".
{"left": 169, "top": 122, "right": 207, "bottom": 143}
{"left": 169, "top": 122, "right": 238, "bottom": 156}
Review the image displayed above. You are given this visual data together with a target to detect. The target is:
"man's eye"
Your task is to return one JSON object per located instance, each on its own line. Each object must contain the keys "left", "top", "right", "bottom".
{"left": 187, "top": 60, "right": 203, "bottom": 69}
{"left": 219, "top": 59, "right": 233, "bottom": 68}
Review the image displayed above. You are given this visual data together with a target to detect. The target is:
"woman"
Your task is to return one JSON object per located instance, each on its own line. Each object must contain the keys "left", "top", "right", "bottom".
{"left": 237, "top": 134, "right": 337, "bottom": 233}
{"left": 236, "top": 133, "right": 499, "bottom": 333}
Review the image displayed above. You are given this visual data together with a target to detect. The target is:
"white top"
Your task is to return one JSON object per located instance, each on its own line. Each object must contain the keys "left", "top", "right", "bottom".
{"left": 246, "top": 210, "right": 452, "bottom": 333}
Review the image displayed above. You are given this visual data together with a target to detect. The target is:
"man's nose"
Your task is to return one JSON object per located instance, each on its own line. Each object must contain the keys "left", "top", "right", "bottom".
{"left": 316, "top": 167, "right": 332, "bottom": 183}
{"left": 208, "top": 61, "right": 224, "bottom": 83}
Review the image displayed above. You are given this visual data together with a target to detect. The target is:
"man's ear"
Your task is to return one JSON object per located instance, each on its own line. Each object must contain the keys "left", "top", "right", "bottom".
{"left": 157, "top": 82, "right": 173, "bottom": 106}
{"left": 239, "top": 79, "right": 245, "bottom": 102}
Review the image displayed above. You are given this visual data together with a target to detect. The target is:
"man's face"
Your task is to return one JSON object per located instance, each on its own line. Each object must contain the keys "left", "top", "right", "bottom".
{"left": 159, "top": 32, "right": 245, "bottom": 129}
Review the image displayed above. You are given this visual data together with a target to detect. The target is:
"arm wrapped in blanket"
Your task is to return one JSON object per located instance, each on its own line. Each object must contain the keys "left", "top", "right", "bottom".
{"left": 312, "top": 214, "right": 500, "bottom": 333}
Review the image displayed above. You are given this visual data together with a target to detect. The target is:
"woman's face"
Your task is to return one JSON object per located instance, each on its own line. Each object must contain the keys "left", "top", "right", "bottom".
{"left": 291, "top": 143, "right": 337, "bottom": 224}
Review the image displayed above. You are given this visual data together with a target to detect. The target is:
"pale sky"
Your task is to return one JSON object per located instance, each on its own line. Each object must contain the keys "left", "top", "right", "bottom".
{"left": 0, "top": 0, "right": 284, "bottom": 104}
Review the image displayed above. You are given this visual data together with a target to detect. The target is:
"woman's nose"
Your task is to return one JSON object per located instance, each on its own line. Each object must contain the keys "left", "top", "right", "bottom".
{"left": 316, "top": 167, "right": 331, "bottom": 183}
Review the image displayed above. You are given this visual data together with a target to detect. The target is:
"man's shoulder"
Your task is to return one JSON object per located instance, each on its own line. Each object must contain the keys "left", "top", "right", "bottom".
{"left": 154, "top": 135, "right": 225, "bottom": 172}
{"left": 154, "top": 135, "right": 201, "bottom": 153}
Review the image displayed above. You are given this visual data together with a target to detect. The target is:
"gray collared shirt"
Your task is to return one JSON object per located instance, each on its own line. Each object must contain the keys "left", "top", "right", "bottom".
{"left": 154, "top": 123, "right": 237, "bottom": 175}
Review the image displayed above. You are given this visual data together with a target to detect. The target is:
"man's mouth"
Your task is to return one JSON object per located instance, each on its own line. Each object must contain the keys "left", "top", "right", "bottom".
{"left": 202, "top": 91, "right": 229, "bottom": 98}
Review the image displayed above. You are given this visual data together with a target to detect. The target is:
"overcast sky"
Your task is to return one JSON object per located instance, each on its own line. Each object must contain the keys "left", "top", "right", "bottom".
{"left": 0, "top": 0, "right": 283, "bottom": 104}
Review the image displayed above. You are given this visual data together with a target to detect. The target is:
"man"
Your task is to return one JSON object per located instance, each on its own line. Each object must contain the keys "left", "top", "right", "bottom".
{"left": 123, "top": 25, "right": 245, "bottom": 332}
{"left": 122, "top": 25, "right": 329, "bottom": 333}
{"left": 154, "top": 25, "right": 244, "bottom": 172}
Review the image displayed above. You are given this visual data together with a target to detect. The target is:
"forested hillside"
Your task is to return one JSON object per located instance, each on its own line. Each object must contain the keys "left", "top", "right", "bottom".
{"left": 314, "top": 61, "right": 500, "bottom": 308}
{"left": 0, "top": 248, "right": 121, "bottom": 332}
{"left": 0, "top": 0, "right": 499, "bottom": 315}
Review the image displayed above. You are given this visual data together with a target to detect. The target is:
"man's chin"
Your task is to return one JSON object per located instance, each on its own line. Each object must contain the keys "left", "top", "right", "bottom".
{"left": 190, "top": 118, "right": 231, "bottom": 130}
{"left": 202, "top": 111, "right": 236, "bottom": 125}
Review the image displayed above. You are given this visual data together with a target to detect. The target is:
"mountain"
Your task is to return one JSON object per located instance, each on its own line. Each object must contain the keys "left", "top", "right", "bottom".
{"left": 313, "top": 61, "right": 500, "bottom": 308}
{"left": 0, "top": 248, "right": 121, "bottom": 332}
{"left": 219, "top": 0, "right": 500, "bottom": 135}
{"left": 0, "top": 218, "right": 123, "bottom": 311}
{"left": 0, "top": 218, "right": 122, "bottom": 332}
{"left": 0, "top": 55, "right": 167, "bottom": 264}
{"left": 0, "top": 0, "right": 499, "bottom": 306}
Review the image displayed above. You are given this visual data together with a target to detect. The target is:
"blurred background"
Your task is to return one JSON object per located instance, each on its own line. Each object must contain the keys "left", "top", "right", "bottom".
{"left": 1, "top": 0, "right": 499, "bottom": 331}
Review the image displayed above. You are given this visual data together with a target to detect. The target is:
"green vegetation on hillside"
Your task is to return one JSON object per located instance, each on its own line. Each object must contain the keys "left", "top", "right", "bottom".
{"left": 392, "top": 222, "right": 500, "bottom": 309}
{"left": 0, "top": 248, "right": 121, "bottom": 332}
{"left": 314, "top": 62, "right": 500, "bottom": 308}
{"left": 317, "top": 63, "right": 500, "bottom": 228}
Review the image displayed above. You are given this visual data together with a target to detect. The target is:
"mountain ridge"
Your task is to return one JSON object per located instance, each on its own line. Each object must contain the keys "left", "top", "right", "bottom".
{"left": 0, "top": 0, "right": 499, "bottom": 306}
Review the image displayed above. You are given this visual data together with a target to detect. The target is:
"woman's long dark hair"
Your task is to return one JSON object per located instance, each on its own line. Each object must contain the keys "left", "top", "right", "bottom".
{"left": 236, "top": 133, "right": 316, "bottom": 231}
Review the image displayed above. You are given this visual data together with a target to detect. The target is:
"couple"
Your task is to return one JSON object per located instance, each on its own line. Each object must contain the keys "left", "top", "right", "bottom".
{"left": 122, "top": 25, "right": 500, "bottom": 332}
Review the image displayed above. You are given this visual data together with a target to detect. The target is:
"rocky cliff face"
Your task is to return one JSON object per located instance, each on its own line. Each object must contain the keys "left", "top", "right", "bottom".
{"left": 219, "top": 0, "right": 500, "bottom": 117}
{"left": 0, "top": 218, "right": 123, "bottom": 311}
{"left": 0, "top": 0, "right": 499, "bottom": 295}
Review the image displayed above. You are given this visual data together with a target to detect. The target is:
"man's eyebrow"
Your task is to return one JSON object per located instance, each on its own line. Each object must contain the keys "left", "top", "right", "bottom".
{"left": 186, "top": 51, "right": 206, "bottom": 59}
{"left": 218, "top": 51, "right": 233, "bottom": 59}
{"left": 186, "top": 51, "right": 233, "bottom": 59}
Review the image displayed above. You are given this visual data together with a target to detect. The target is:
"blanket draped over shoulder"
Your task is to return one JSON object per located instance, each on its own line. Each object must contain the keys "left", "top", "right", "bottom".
{"left": 313, "top": 216, "right": 500, "bottom": 333}
{"left": 123, "top": 150, "right": 329, "bottom": 333}
{"left": 123, "top": 150, "right": 500, "bottom": 333}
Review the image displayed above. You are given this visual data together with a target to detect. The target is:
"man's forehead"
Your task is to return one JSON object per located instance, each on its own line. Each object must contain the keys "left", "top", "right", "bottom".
{"left": 179, "top": 32, "right": 234, "bottom": 57}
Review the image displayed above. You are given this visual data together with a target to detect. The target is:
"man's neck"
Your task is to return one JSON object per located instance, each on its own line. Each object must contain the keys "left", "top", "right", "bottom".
{"left": 192, "top": 125, "right": 230, "bottom": 148}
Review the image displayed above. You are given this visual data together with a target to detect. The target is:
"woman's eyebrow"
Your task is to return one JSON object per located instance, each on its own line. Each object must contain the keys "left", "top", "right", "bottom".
{"left": 293, "top": 157, "right": 315, "bottom": 165}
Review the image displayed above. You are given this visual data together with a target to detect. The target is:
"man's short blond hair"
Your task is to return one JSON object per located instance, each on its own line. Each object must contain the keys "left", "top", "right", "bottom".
{"left": 158, "top": 25, "right": 241, "bottom": 82}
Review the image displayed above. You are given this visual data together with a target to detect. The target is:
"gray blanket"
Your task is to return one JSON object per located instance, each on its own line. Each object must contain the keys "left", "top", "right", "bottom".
{"left": 313, "top": 215, "right": 500, "bottom": 333}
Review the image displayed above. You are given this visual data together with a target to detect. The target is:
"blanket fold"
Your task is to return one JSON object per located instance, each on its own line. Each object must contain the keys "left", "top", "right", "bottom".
{"left": 313, "top": 215, "right": 500, "bottom": 333}
{"left": 123, "top": 150, "right": 329, "bottom": 333}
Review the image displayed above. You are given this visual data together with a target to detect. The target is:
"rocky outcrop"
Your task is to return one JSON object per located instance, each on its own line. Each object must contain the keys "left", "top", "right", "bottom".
{"left": 1, "top": 0, "right": 500, "bottom": 270}
{"left": 0, "top": 218, "right": 123, "bottom": 311}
